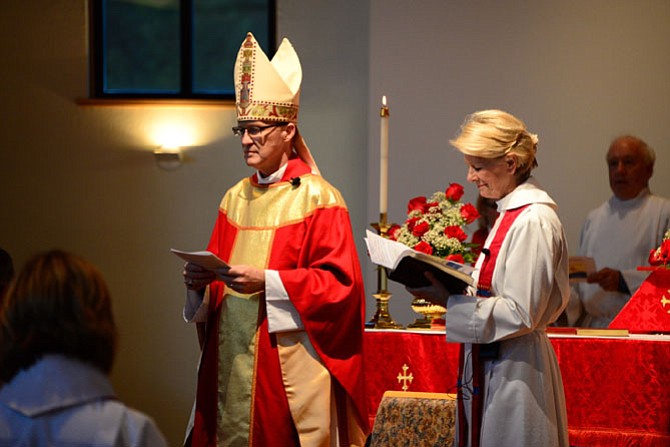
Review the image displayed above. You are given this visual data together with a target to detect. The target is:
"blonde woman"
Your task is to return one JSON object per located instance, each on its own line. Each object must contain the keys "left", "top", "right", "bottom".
{"left": 409, "top": 110, "right": 569, "bottom": 447}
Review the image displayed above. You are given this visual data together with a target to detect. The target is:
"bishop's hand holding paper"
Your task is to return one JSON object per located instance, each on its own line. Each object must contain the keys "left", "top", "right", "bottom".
{"left": 183, "top": 261, "right": 265, "bottom": 295}
{"left": 173, "top": 248, "right": 266, "bottom": 294}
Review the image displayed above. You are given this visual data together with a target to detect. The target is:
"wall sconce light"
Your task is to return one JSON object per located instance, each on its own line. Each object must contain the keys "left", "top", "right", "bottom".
{"left": 153, "top": 145, "right": 183, "bottom": 170}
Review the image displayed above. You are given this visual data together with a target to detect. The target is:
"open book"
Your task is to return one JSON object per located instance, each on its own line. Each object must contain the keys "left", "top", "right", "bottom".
{"left": 170, "top": 248, "right": 230, "bottom": 271}
{"left": 364, "top": 230, "right": 474, "bottom": 292}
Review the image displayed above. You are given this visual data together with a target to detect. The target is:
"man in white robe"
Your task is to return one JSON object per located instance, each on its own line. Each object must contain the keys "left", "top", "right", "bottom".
{"left": 567, "top": 135, "right": 670, "bottom": 327}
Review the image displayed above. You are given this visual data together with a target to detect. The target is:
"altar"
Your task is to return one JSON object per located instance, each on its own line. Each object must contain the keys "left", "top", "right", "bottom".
{"left": 363, "top": 330, "right": 670, "bottom": 447}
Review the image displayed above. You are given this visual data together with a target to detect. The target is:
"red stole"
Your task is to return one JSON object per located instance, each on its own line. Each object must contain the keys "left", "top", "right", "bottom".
{"left": 457, "top": 205, "right": 529, "bottom": 447}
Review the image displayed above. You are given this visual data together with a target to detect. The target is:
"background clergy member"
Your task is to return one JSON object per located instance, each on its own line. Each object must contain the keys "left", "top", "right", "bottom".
{"left": 180, "top": 33, "right": 368, "bottom": 447}
{"left": 566, "top": 135, "right": 670, "bottom": 327}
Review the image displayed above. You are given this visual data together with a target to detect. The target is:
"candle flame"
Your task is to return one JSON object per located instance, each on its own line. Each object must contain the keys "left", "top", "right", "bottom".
{"left": 382, "top": 95, "right": 387, "bottom": 106}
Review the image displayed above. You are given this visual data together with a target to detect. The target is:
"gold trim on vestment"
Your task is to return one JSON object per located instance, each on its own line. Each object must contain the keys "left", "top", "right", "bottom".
{"left": 220, "top": 175, "right": 346, "bottom": 230}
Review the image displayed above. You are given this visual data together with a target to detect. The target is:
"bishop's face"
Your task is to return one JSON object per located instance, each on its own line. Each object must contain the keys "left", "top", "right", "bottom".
{"left": 236, "top": 121, "right": 294, "bottom": 177}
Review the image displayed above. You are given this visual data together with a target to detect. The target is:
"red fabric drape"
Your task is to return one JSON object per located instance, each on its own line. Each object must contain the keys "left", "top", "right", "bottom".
{"left": 609, "top": 270, "right": 670, "bottom": 332}
{"left": 363, "top": 331, "right": 459, "bottom": 428}
{"left": 364, "top": 331, "right": 670, "bottom": 447}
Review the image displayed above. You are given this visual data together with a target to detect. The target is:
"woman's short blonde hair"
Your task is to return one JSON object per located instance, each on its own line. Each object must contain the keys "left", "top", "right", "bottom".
{"left": 450, "top": 109, "right": 539, "bottom": 179}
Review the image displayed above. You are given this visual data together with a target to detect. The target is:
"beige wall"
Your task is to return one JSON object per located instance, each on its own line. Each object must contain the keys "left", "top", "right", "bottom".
{"left": 0, "top": 1, "right": 369, "bottom": 445}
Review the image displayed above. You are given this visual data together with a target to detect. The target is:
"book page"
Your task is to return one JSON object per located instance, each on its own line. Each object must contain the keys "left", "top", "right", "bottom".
{"left": 364, "top": 230, "right": 413, "bottom": 270}
{"left": 412, "top": 252, "right": 475, "bottom": 285}
{"left": 171, "top": 248, "right": 230, "bottom": 271}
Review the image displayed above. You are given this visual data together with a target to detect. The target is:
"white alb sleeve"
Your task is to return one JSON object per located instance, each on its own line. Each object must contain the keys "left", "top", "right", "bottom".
{"left": 265, "top": 269, "right": 305, "bottom": 333}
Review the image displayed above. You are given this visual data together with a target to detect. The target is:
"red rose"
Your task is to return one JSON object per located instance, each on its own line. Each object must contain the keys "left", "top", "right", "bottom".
{"left": 460, "top": 203, "right": 480, "bottom": 224}
{"left": 662, "top": 240, "right": 670, "bottom": 262}
{"left": 412, "top": 221, "right": 430, "bottom": 237}
{"left": 407, "top": 196, "right": 427, "bottom": 214}
{"left": 414, "top": 241, "right": 433, "bottom": 255}
{"left": 406, "top": 216, "right": 420, "bottom": 232}
{"left": 444, "top": 225, "right": 468, "bottom": 242}
{"left": 446, "top": 253, "right": 465, "bottom": 263}
{"left": 445, "top": 183, "right": 464, "bottom": 202}
{"left": 388, "top": 224, "right": 401, "bottom": 240}
{"left": 649, "top": 240, "right": 670, "bottom": 266}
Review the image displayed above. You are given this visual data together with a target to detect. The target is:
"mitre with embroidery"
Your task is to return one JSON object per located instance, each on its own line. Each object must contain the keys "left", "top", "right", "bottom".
{"left": 234, "top": 32, "right": 319, "bottom": 174}
{"left": 234, "top": 32, "right": 302, "bottom": 123}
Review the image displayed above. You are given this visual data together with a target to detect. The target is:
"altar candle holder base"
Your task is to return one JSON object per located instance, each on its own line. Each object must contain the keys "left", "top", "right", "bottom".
{"left": 366, "top": 289, "right": 404, "bottom": 330}
{"left": 366, "top": 214, "right": 404, "bottom": 330}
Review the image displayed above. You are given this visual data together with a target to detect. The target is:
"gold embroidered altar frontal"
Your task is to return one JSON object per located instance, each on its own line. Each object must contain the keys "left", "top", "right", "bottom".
{"left": 369, "top": 391, "right": 456, "bottom": 447}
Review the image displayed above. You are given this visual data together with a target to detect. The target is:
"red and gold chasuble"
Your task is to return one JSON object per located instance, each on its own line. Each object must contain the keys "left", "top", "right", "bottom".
{"left": 191, "top": 159, "right": 368, "bottom": 447}
{"left": 457, "top": 205, "right": 529, "bottom": 447}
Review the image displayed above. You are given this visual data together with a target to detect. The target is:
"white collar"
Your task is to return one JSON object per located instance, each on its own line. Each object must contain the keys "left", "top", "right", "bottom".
{"left": 498, "top": 176, "right": 557, "bottom": 211}
{"left": 0, "top": 354, "right": 115, "bottom": 417}
{"left": 257, "top": 163, "right": 288, "bottom": 184}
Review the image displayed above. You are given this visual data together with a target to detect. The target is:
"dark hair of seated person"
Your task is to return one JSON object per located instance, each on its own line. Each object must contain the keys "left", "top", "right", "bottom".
{"left": 0, "top": 248, "right": 14, "bottom": 299}
{"left": 0, "top": 249, "right": 117, "bottom": 384}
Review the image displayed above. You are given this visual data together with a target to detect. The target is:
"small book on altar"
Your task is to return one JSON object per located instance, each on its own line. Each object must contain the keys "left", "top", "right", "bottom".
{"left": 364, "top": 230, "right": 474, "bottom": 292}
{"left": 546, "top": 326, "right": 629, "bottom": 336}
{"left": 170, "top": 248, "right": 230, "bottom": 271}
{"left": 576, "top": 328, "right": 629, "bottom": 336}
{"left": 568, "top": 256, "right": 596, "bottom": 283}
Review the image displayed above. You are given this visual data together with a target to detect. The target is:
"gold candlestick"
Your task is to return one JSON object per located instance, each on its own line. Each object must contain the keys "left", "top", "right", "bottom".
{"left": 365, "top": 212, "right": 404, "bottom": 329}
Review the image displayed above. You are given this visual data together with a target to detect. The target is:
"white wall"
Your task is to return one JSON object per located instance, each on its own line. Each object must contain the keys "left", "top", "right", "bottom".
{"left": 367, "top": 0, "right": 670, "bottom": 326}
{"left": 0, "top": 1, "right": 369, "bottom": 445}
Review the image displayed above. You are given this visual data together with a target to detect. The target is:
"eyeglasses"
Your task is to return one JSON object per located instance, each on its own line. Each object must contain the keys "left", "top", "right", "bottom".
{"left": 232, "top": 123, "right": 287, "bottom": 137}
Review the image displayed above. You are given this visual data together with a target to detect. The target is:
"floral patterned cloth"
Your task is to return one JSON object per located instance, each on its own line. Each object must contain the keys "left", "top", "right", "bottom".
{"left": 369, "top": 392, "right": 456, "bottom": 447}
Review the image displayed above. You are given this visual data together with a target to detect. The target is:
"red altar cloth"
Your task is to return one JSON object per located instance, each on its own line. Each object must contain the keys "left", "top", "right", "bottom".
{"left": 363, "top": 330, "right": 460, "bottom": 428}
{"left": 364, "top": 330, "right": 670, "bottom": 447}
{"left": 610, "top": 269, "right": 670, "bottom": 332}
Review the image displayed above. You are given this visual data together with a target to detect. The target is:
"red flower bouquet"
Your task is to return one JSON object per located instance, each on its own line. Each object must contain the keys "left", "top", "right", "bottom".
{"left": 389, "top": 183, "right": 480, "bottom": 264}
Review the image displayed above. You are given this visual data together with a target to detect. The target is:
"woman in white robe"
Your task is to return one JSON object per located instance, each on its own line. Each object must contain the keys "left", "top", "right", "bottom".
{"left": 409, "top": 110, "right": 570, "bottom": 447}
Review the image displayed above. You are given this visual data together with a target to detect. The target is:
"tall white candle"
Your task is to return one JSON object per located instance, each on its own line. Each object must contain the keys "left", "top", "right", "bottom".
{"left": 380, "top": 95, "right": 389, "bottom": 214}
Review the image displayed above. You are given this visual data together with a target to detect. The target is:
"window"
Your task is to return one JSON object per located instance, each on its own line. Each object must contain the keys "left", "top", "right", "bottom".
{"left": 90, "top": 0, "right": 276, "bottom": 99}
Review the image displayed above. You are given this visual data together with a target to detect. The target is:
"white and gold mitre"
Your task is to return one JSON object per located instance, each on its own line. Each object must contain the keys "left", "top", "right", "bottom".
{"left": 234, "top": 32, "right": 301, "bottom": 123}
